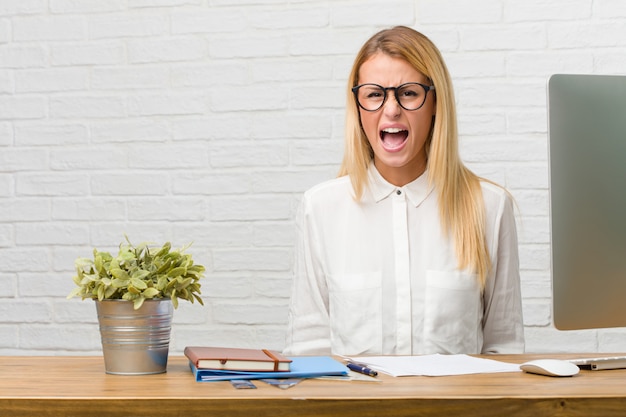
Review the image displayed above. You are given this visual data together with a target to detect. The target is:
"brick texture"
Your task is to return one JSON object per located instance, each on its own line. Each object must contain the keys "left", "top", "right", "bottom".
{"left": 1, "top": 0, "right": 625, "bottom": 355}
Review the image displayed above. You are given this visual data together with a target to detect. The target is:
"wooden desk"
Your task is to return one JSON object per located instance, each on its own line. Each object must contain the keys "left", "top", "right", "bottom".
{"left": 1, "top": 354, "right": 625, "bottom": 417}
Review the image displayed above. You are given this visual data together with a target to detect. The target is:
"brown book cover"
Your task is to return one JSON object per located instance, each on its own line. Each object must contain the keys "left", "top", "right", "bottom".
{"left": 184, "top": 346, "right": 292, "bottom": 372}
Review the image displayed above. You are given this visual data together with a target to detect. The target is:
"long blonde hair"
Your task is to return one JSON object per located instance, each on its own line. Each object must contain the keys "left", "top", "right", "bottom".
{"left": 338, "top": 26, "right": 491, "bottom": 287}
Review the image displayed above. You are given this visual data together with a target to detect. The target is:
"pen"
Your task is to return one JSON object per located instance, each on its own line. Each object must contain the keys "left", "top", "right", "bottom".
{"left": 347, "top": 362, "right": 378, "bottom": 377}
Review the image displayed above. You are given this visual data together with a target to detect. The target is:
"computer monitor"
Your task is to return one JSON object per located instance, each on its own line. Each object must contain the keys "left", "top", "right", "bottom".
{"left": 548, "top": 73, "right": 626, "bottom": 331}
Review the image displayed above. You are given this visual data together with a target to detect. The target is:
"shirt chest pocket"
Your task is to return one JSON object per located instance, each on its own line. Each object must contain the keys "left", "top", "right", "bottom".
{"left": 327, "top": 272, "right": 382, "bottom": 355}
{"left": 423, "top": 270, "right": 483, "bottom": 354}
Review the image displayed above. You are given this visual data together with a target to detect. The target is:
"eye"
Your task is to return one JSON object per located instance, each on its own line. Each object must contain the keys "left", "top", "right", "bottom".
{"left": 359, "top": 85, "right": 384, "bottom": 99}
{"left": 366, "top": 91, "right": 383, "bottom": 99}
{"left": 398, "top": 86, "right": 421, "bottom": 97}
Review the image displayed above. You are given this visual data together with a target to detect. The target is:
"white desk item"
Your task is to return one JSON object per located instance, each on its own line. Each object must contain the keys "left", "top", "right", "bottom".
{"left": 569, "top": 356, "right": 626, "bottom": 370}
{"left": 345, "top": 354, "right": 521, "bottom": 377}
{"left": 520, "top": 359, "right": 580, "bottom": 377}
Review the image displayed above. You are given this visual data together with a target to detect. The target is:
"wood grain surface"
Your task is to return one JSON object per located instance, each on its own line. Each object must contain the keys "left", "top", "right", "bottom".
{"left": 1, "top": 354, "right": 625, "bottom": 417}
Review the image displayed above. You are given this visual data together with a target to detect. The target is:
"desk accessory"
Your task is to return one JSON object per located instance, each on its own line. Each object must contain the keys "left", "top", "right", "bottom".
{"left": 347, "top": 363, "right": 378, "bottom": 377}
{"left": 189, "top": 355, "right": 348, "bottom": 382}
{"left": 345, "top": 354, "right": 521, "bottom": 376}
{"left": 67, "top": 235, "right": 205, "bottom": 375}
{"left": 260, "top": 378, "right": 303, "bottom": 389}
{"left": 520, "top": 359, "right": 580, "bottom": 377}
{"left": 184, "top": 346, "right": 292, "bottom": 372}
{"left": 568, "top": 356, "right": 626, "bottom": 370}
{"left": 230, "top": 380, "right": 257, "bottom": 389}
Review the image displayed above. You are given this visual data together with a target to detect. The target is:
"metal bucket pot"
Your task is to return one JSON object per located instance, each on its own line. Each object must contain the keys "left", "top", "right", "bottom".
{"left": 95, "top": 299, "right": 173, "bottom": 375}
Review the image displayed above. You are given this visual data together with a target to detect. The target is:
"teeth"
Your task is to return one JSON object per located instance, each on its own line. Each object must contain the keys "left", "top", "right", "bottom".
{"left": 382, "top": 128, "right": 404, "bottom": 133}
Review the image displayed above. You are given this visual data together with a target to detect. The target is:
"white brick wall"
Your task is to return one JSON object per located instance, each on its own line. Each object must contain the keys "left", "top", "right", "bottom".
{"left": 1, "top": 0, "right": 625, "bottom": 356}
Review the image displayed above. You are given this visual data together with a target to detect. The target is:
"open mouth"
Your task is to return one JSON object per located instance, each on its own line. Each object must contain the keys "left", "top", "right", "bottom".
{"left": 380, "top": 127, "right": 409, "bottom": 151}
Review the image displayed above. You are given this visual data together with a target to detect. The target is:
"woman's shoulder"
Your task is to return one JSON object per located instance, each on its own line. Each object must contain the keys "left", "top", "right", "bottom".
{"left": 300, "top": 175, "right": 356, "bottom": 211}
{"left": 304, "top": 175, "right": 353, "bottom": 198}
{"left": 479, "top": 179, "right": 515, "bottom": 214}
{"left": 479, "top": 179, "right": 507, "bottom": 196}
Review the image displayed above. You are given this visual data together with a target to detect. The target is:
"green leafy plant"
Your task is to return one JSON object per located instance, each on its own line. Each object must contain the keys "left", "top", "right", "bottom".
{"left": 68, "top": 236, "right": 205, "bottom": 310}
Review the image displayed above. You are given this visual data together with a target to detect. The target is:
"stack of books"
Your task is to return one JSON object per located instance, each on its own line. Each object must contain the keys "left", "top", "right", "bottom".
{"left": 184, "top": 346, "right": 348, "bottom": 382}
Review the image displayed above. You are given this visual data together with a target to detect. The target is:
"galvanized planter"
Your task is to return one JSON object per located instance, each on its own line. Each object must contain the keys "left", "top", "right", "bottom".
{"left": 95, "top": 299, "right": 174, "bottom": 375}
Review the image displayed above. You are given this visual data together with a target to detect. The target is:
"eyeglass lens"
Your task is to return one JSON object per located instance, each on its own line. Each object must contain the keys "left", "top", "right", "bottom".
{"left": 353, "top": 83, "right": 432, "bottom": 111}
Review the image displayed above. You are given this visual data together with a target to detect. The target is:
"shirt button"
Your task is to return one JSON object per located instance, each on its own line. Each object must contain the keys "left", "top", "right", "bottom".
{"left": 396, "top": 189, "right": 402, "bottom": 195}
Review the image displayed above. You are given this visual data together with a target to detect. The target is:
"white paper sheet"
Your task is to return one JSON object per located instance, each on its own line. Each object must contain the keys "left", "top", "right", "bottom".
{"left": 345, "top": 354, "right": 521, "bottom": 377}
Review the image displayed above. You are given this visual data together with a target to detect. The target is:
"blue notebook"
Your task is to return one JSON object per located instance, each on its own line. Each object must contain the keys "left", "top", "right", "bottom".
{"left": 189, "top": 355, "right": 348, "bottom": 382}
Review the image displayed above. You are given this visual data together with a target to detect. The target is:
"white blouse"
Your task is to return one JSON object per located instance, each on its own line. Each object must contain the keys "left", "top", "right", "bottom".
{"left": 283, "top": 165, "right": 524, "bottom": 356}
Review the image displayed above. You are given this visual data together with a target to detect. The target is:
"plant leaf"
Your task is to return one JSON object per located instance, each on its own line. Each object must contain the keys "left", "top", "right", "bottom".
{"left": 127, "top": 285, "right": 141, "bottom": 295}
{"left": 142, "top": 287, "right": 160, "bottom": 298}
{"left": 110, "top": 268, "right": 130, "bottom": 280}
{"left": 133, "top": 296, "right": 145, "bottom": 310}
{"left": 131, "top": 269, "right": 150, "bottom": 281}
{"left": 167, "top": 266, "right": 186, "bottom": 278}
{"left": 130, "top": 277, "right": 148, "bottom": 290}
{"left": 111, "top": 278, "right": 130, "bottom": 288}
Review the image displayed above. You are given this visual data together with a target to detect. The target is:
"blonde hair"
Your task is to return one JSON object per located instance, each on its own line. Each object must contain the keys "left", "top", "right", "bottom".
{"left": 338, "top": 26, "right": 491, "bottom": 287}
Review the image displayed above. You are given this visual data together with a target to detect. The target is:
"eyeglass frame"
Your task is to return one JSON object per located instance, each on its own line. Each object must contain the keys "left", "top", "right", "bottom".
{"left": 351, "top": 82, "right": 435, "bottom": 112}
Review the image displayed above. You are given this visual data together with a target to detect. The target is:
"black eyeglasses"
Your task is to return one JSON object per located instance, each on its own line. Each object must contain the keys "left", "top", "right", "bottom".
{"left": 351, "top": 82, "right": 435, "bottom": 112}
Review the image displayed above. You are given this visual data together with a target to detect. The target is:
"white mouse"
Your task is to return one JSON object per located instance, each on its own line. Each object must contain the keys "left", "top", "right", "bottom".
{"left": 520, "top": 359, "right": 580, "bottom": 377}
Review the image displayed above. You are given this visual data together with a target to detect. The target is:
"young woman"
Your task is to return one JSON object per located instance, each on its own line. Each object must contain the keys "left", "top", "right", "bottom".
{"left": 284, "top": 26, "right": 524, "bottom": 356}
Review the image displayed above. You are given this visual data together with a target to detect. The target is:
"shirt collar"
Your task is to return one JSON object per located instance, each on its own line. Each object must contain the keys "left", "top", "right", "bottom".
{"left": 367, "top": 163, "right": 434, "bottom": 207}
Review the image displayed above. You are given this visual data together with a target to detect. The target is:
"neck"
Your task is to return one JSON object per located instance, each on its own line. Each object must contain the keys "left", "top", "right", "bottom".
{"left": 373, "top": 159, "right": 427, "bottom": 187}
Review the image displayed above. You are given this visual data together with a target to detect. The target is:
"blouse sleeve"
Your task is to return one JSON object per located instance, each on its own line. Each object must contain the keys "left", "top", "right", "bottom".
{"left": 283, "top": 193, "right": 332, "bottom": 355}
{"left": 481, "top": 192, "right": 525, "bottom": 354}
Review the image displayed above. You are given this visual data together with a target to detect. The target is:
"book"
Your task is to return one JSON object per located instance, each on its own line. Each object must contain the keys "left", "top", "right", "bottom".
{"left": 184, "top": 346, "right": 292, "bottom": 372}
{"left": 189, "top": 355, "right": 349, "bottom": 382}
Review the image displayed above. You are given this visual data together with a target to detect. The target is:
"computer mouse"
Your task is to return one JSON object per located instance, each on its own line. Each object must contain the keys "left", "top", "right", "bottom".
{"left": 520, "top": 359, "right": 580, "bottom": 377}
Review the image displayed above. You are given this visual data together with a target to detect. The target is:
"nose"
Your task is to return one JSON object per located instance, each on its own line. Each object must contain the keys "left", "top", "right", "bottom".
{"left": 382, "top": 91, "right": 402, "bottom": 117}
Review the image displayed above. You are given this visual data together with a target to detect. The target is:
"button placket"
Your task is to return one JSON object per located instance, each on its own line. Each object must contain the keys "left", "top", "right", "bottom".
{"left": 392, "top": 190, "right": 411, "bottom": 354}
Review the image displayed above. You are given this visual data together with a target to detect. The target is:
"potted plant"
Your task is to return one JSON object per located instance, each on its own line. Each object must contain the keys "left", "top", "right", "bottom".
{"left": 67, "top": 236, "right": 206, "bottom": 375}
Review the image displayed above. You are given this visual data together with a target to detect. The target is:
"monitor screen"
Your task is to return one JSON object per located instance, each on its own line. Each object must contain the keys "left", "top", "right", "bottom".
{"left": 548, "top": 73, "right": 626, "bottom": 330}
